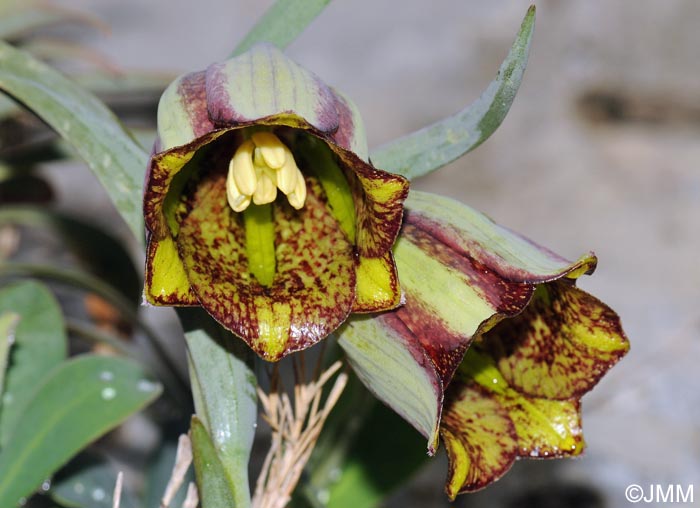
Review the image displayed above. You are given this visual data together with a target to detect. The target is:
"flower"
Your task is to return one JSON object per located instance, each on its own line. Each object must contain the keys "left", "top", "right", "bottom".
{"left": 143, "top": 41, "right": 629, "bottom": 497}
{"left": 143, "top": 44, "right": 408, "bottom": 360}
{"left": 338, "top": 191, "right": 629, "bottom": 495}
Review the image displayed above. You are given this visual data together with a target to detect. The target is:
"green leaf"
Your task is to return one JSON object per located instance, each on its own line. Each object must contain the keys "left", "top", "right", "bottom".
{"left": 369, "top": 6, "right": 535, "bottom": 180}
{"left": 51, "top": 455, "right": 139, "bottom": 508}
{"left": 0, "top": 354, "right": 162, "bottom": 506}
{"left": 0, "top": 281, "right": 67, "bottom": 447}
{"left": 0, "top": 41, "right": 149, "bottom": 240}
{"left": 0, "top": 263, "right": 190, "bottom": 406}
{"left": 190, "top": 416, "right": 237, "bottom": 508}
{"left": 0, "top": 312, "right": 20, "bottom": 399}
{"left": 232, "top": 0, "right": 333, "bottom": 57}
{"left": 181, "top": 308, "right": 257, "bottom": 508}
{"left": 0, "top": 206, "right": 141, "bottom": 305}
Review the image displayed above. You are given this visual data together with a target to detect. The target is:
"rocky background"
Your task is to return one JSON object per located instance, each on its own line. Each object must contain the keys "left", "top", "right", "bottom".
{"left": 45, "top": 1, "right": 700, "bottom": 506}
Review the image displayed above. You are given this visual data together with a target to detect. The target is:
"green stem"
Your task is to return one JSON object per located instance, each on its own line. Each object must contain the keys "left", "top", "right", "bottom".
{"left": 243, "top": 204, "right": 276, "bottom": 286}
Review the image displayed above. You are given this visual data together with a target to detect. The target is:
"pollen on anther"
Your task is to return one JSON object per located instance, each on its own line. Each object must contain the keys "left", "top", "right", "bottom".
{"left": 226, "top": 131, "right": 307, "bottom": 212}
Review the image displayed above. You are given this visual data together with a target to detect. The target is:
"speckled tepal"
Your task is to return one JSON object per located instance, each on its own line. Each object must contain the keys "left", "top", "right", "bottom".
{"left": 143, "top": 43, "right": 408, "bottom": 361}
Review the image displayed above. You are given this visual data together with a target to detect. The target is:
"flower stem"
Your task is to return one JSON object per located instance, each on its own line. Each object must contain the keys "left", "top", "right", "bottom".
{"left": 243, "top": 203, "right": 276, "bottom": 286}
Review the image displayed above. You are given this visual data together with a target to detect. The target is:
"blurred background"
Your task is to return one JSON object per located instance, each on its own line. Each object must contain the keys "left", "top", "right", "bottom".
{"left": 9, "top": 0, "right": 700, "bottom": 506}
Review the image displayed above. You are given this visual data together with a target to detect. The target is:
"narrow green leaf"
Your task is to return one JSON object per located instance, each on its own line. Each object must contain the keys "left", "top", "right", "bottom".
{"left": 181, "top": 308, "right": 257, "bottom": 508}
{"left": 0, "top": 206, "right": 141, "bottom": 304}
{"left": 0, "top": 354, "right": 162, "bottom": 506}
{"left": 0, "top": 281, "right": 67, "bottom": 447}
{"left": 190, "top": 416, "right": 237, "bottom": 508}
{"left": 232, "top": 0, "right": 333, "bottom": 57}
{"left": 0, "top": 263, "right": 190, "bottom": 407}
{"left": 369, "top": 6, "right": 535, "bottom": 180}
{"left": 0, "top": 41, "right": 149, "bottom": 239}
{"left": 0, "top": 312, "right": 20, "bottom": 399}
{"left": 51, "top": 455, "right": 138, "bottom": 508}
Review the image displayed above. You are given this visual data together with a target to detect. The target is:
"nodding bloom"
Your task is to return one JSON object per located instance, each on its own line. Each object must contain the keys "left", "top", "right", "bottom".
{"left": 143, "top": 44, "right": 408, "bottom": 360}
{"left": 143, "top": 42, "right": 628, "bottom": 497}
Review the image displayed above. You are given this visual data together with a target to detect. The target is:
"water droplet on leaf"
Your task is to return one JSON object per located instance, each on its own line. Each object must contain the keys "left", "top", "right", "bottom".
{"left": 137, "top": 379, "right": 157, "bottom": 392}
{"left": 92, "top": 488, "right": 106, "bottom": 501}
{"left": 101, "top": 387, "right": 117, "bottom": 400}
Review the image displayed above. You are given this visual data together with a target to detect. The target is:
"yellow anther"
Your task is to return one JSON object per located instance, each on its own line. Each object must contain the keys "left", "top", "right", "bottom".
{"left": 226, "top": 169, "right": 251, "bottom": 212}
{"left": 287, "top": 169, "right": 307, "bottom": 210}
{"left": 252, "top": 166, "right": 277, "bottom": 205}
{"left": 230, "top": 140, "right": 257, "bottom": 196}
{"left": 251, "top": 132, "right": 286, "bottom": 169}
{"left": 226, "top": 131, "right": 307, "bottom": 212}
{"left": 276, "top": 145, "right": 298, "bottom": 195}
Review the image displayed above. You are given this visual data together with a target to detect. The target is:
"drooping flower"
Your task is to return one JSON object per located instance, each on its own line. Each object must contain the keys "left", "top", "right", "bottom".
{"left": 339, "top": 191, "right": 629, "bottom": 495}
{"left": 143, "top": 38, "right": 629, "bottom": 497}
{"left": 143, "top": 44, "right": 408, "bottom": 360}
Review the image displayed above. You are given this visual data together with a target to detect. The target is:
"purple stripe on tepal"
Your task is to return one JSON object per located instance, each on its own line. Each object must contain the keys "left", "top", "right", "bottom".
{"left": 205, "top": 61, "right": 247, "bottom": 125}
{"left": 311, "top": 74, "right": 341, "bottom": 134}
{"left": 331, "top": 92, "right": 359, "bottom": 152}
{"left": 177, "top": 71, "right": 215, "bottom": 137}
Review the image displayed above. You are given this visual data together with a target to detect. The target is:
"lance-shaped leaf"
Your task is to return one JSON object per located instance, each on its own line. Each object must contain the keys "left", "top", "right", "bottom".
{"left": 339, "top": 190, "right": 604, "bottom": 452}
{"left": 0, "top": 40, "right": 148, "bottom": 239}
{"left": 232, "top": 0, "right": 333, "bottom": 57}
{"left": 146, "top": 44, "right": 408, "bottom": 360}
{"left": 0, "top": 354, "right": 161, "bottom": 506}
{"left": 182, "top": 309, "right": 257, "bottom": 507}
{"left": 370, "top": 6, "right": 535, "bottom": 180}
{"left": 190, "top": 416, "right": 237, "bottom": 508}
{"left": 0, "top": 281, "right": 67, "bottom": 447}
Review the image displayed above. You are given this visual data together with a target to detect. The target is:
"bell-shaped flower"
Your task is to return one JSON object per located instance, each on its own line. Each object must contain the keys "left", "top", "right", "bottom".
{"left": 338, "top": 191, "right": 629, "bottom": 495}
{"left": 143, "top": 44, "right": 408, "bottom": 360}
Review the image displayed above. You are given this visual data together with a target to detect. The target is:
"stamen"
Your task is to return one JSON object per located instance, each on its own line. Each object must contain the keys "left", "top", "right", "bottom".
{"left": 226, "top": 169, "right": 251, "bottom": 212}
{"left": 252, "top": 132, "right": 286, "bottom": 169}
{"left": 253, "top": 166, "right": 277, "bottom": 205}
{"left": 230, "top": 140, "right": 257, "bottom": 195}
{"left": 287, "top": 169, "right": 307, "bottom": 210}
{"left": 226, "top": 131, "right": 308, "bottom": 212}
{"left": 276, "top": 145, "right": 298, "bottom": 195}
